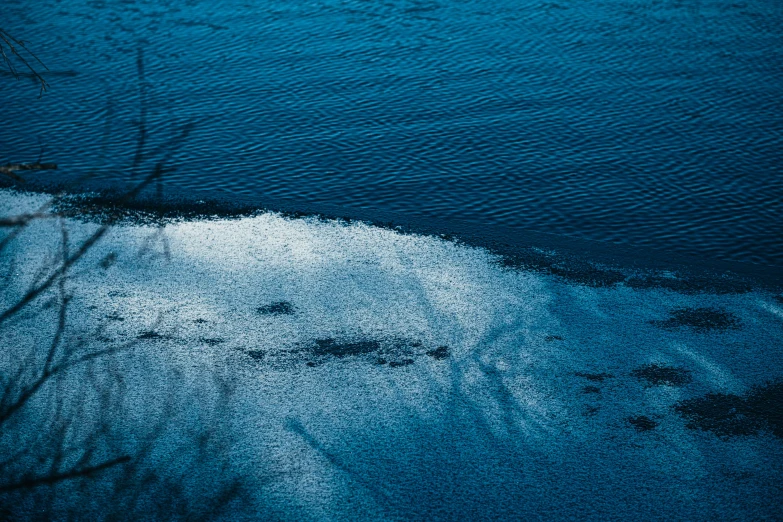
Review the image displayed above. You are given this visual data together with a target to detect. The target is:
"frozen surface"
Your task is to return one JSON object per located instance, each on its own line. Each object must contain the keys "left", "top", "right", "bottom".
{"left": 1, "top": 189, "right": 782, "bottom": 520}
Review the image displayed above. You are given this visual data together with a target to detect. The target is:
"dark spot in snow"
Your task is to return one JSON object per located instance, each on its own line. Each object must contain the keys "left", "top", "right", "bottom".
{"left": 631, "top": 364, "right": 692, "bottom": 387}
{"left": 298, "top": 337, "right": 438, "bottom": 366}
{"left": 545, "top": 335, "right": 564, "bottom": 342}
{"left": 193, "top": 318, "right": 208, "bottom": 324}
{"left": 426, "top": 346, "right": 449, "bottom": 360}
{"left": 257, "top": 301, "right": 295, "bottom": 316}
{"left": 389, "top": 359, "right": 414, "bottom": 368}
{"left": 106, "top": 313, "right": 124, "bottom": 321}
{"left": 108, "top": 290, "right": 128, "bottom": 298}
{"left": 674, "top": 381, "right": 783, "bottom": 439}
{"left": 306, "top": 361, "right": 317, "bottom": 367}
{"left": 247, "top": 350, "right": 264, "bottom": 360}
{"left": 310, "top": 338, "right": 380, "bottom": 358}
{"left": 650, "top": 307, "right": 740, "bottom": 332}
{"left": 628, "top": 415, "right": 658, "bottom": 432}
{"left": 582, "top": 385, "right": 601, "bottom": 394}
{"left": 575, "top": 372, "right": 614, "bottom": 382}
{"left": 200, "top": 337, "right": 224, "bottom": 346}
{"left": 99, "top": 252, "right": 117, "bottom": 269}
{"left": 137, "top": 331, "right": 164, "bottom": 340}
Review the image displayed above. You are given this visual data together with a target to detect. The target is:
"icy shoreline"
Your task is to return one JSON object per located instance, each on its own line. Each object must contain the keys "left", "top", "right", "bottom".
{"left": 2, "top": 188, "right": 782, "bottom": 520}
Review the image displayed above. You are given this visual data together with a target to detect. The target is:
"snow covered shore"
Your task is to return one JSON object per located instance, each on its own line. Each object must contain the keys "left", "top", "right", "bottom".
{"left": 1, "top": 188, "right": 781, "bottom": 520}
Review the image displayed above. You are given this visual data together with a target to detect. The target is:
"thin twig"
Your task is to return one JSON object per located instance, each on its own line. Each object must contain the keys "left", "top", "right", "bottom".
{"left": 0, "top": 337, "right": 147, "bottom": 427}
{"left": 0, "top": 28, "right": 49, "bottom": 96}
{"left": 0, "top": 165, "right": 163, "bottom": 326}
{"left": 0, "top": 456, "right": 131, "bottom": 492}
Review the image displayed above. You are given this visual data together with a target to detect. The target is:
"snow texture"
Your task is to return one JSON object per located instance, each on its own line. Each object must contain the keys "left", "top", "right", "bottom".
{"left": 1, "top": 189, "right": 782, "bottom": 520}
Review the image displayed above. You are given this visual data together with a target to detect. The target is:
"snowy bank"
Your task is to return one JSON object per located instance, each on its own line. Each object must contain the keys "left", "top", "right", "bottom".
{"left": 1, "top": 189, "right": 782, "bottom": 520}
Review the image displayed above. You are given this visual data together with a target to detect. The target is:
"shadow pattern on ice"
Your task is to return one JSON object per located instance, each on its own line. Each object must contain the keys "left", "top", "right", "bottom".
{"left": 2, "top": 189, "right": 783, "bottom": 519}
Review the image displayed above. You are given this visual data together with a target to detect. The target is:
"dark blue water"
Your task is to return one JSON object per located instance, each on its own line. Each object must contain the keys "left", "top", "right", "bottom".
{"left": 2, "top": 0, "right": 782, "bottom": 267}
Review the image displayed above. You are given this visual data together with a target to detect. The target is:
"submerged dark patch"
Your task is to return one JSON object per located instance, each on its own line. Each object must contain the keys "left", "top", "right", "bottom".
{"left": 651, "top": 307, "right": 740, "bottom": 332}
{"left": 389, "top": 359, "right": 414, "bottom": 368}
{"left": 426, "top": 346, "right": 450, "bottom": 360}
{"left": 500, "top": 253, "right": 624, "bottom": 288}
{"left": 582, "top": 386, "right": 601, "bottom": 394}
{"left": 310, "top": 338, "right": 380, "bottom": 358}
{"left": 575, "top": 372, "right": 614, "bottom": 383}
{"left": 499, "top": 248, "right": 760, "bottom": 293}
{"left": 505, "top": 253, "right": 625, "bottom": 288}
{"left": 628, "top": 415, "right": 658, "bottom": 432}
{"left": 549, "top": 264, "right": 626, "bottom": 288}
{"left": 200, "top": 337, "right": 225, "bottom": 346}
{"left": 674, "top": 381, "right": 783, "bottom": 439}
{"left": 257, "top": 301, "right": 295, "bottom": 316}
{"left": 294, "top": 337, "right": 443, "bottom": 367}
{"left": 625, "top": 275, "right": 753, "bottom": 295}
{"left": 631, "top": 364, "right": 692, "bottom": 387}
{"left": 545, "top": 335, "right": 564, "bottom": 342}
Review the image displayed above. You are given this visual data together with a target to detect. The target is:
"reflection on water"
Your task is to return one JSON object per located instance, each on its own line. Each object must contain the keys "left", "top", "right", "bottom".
{"left": 1, "top": 0, "right": 781, "bottom": 266}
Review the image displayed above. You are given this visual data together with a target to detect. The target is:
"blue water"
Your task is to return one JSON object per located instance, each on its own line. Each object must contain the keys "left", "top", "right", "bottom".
{"left": 1, "top": 0, "right": 782, "bottom": 267}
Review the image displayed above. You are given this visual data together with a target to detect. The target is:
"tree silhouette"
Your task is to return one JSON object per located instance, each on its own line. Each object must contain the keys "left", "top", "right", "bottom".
{"left": 1, "top": 44, "right": 248, "bottom": 518}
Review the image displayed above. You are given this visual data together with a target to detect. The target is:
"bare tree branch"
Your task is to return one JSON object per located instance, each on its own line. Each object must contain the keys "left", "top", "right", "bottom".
{"left": 0, "top": 456, "right": 131, "bottom": 492}
{"left": 0, "top": 164, "right": 163, "bottom": 326}
{"left": 0, "top": 344, "right": 126, "bottom": 427}
{"left": 0, "top": 28, "right": 49, "bottom": 97}
{"left": 0, "top": 44, "right": 245, "bottom": 517}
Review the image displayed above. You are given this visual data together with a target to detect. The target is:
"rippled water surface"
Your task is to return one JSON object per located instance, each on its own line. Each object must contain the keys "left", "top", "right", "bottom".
{"left": 1, "top": 0, "right": 782, "bottom": 266}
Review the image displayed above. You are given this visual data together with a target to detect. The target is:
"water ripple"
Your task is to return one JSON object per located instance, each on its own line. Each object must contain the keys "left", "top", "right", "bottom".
{"left": 1, "top": 0, "right": 781, "bottom": 266}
